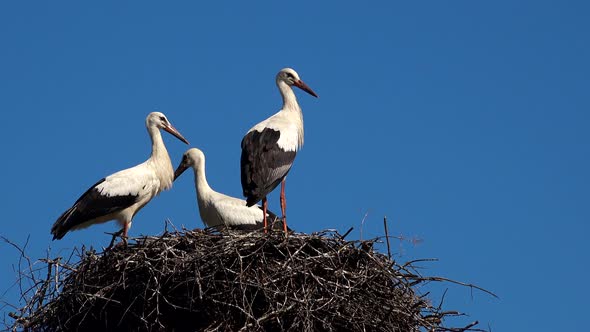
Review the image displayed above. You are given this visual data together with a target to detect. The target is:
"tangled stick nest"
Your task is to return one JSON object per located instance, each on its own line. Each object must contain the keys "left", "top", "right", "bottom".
{"left": 8, "top": 227, "right": 492, "bottom": 331}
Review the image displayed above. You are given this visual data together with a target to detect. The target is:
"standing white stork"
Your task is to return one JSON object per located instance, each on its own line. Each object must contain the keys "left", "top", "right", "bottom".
{"left": 51, "top": 112, "right": 189, "bottom": 241}
{"left": 241, "top": 68, "right": 318, "bottom": 233}
{"left": 174, "top": 148, "right": 285, "bottom": 230}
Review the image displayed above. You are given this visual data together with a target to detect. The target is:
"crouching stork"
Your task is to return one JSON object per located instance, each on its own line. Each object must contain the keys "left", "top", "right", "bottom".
{"left": 174, "top": 148, "right": 285, "bottom": 231}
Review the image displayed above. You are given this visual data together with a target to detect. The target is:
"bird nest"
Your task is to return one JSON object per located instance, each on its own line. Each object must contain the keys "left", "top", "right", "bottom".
{"left": 7, "top": 227, "right": 491, "bottom": 331}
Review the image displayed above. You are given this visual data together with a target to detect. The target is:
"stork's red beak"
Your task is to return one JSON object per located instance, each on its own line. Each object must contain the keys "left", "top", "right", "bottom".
{"left": 293, "top": 80, "right": 318, "bottom": 98}
{"left": 164, "top": 125, "right": 190, "bottom": 145}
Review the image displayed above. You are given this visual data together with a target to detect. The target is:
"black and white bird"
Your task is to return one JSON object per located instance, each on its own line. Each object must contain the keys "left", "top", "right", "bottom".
{"left": 174, "top": 148, "right": 283, "bottom": 230}
{"left": 240, "top": 68, "right": 318, "bottom": 233}
{"left": 51, "top": 112, "right": 189, "bottom": 241}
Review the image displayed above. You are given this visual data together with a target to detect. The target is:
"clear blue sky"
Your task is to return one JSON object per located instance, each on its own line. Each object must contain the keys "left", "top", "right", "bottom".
{"left": 1, "top": 1, "right": 588, "bottom": 330}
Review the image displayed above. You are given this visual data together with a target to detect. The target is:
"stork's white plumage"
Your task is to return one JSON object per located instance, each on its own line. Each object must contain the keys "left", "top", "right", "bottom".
{"left": 174, "top": 148, "right": 283, "bottom": 230}
{"left": 240, "top": 68, "right": 318, "bottom": 233}
{"left": 51, "top": 112, "right": 189, "bottom": 241}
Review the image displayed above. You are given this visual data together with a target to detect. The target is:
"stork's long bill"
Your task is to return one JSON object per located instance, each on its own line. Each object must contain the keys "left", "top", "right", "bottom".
{"left": 293, "top": 80, "right": 319, "bottom": 98}
{"left": 164, "top": 124, "right": 190, "bottom": 145}
{"left": 173, "top": 157, "right": 190, "bottom": 180}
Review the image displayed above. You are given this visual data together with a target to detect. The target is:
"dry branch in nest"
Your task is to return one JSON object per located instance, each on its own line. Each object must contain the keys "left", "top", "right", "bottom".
{"left": 7, "top": 228, "right": 492, "bottom": 331}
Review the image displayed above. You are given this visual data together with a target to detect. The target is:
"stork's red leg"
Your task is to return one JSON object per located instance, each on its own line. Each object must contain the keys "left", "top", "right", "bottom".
{"left": 280, "top": 178, "right": 288, "bottom": 234}
{"left": 123, "top": 222, "right": 130, "bottom": 237}
{"left": 119, "top": 222, "right": 131, "bottom": 246}
{"left": 262, "top": 197, "right": 268, "bottom": 234}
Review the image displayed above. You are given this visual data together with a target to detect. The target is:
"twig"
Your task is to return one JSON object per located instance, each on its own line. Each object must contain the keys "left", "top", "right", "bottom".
{"left": 340, "top": 227, "right": 354, "bottom": 240}
{"left": 359, "top": 210, "right": 370, "bottom": 241}
{"left": 383, "top": 216, "right": 391, "bottom": 260}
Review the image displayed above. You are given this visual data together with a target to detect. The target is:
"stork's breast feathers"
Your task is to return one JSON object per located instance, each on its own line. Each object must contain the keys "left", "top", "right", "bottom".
{"left": 248, "top": 111, "right": 303, "bottom": 152}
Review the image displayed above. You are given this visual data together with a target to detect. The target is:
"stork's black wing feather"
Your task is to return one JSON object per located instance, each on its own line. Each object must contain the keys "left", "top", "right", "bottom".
{"left": 51, "top": 178, "right": 139, "bottom": 240}
{"left": 241, "top": 128, "right": 296, "bottom": 206}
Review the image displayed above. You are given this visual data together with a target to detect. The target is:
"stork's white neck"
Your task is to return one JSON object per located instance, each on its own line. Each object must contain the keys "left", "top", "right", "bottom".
{"left": 147, "top": 125, "right": 174, "bottom": 190}
{"left": 278, "top": 80, "right": 300, "bottom": 111}
{"left": 192, "top": 157, "right": 213, "bottom": 201}
{"left": 275, "top": 80, "right": 305, "bottom": 148}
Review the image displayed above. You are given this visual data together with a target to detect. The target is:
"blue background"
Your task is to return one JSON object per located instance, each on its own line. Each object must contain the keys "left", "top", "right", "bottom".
{"left": 1, "top": 1, "right": 589, "bottom": 330}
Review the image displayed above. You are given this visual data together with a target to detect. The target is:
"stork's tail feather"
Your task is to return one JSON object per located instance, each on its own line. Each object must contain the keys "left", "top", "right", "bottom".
{"left": 51, "top": 206, "right": 77, "bottom": 240}
{"left": 245, "top": 196, "right": 260, "bottom": 207}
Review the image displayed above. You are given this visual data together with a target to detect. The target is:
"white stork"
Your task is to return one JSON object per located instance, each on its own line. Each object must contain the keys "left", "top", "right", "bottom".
{"left": 174, "top": 148, "right": 285, "bottom": 230}
{"left": 240, "top": 68, "right": 318, "bottom": 233}
{"left": 51, "top": 112, "right": 189, "bottom": 241}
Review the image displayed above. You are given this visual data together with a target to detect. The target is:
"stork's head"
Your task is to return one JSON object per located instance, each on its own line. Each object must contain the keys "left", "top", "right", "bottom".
{"left": 276, "top": 68, "right": 318, "bottom": 98}
{"left": 174, "top": 148, "right": 205, "bottom": 180}
{"left": 146, "top": 112, "right": 189, "bottom": 144}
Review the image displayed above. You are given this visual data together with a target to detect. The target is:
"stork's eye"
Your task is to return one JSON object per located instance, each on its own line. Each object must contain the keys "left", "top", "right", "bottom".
{"left": 286, "top": 72, "right": 295, "bottom": 79}
{"left": 159, "top": 116, "right": 167, "bottom": 122}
